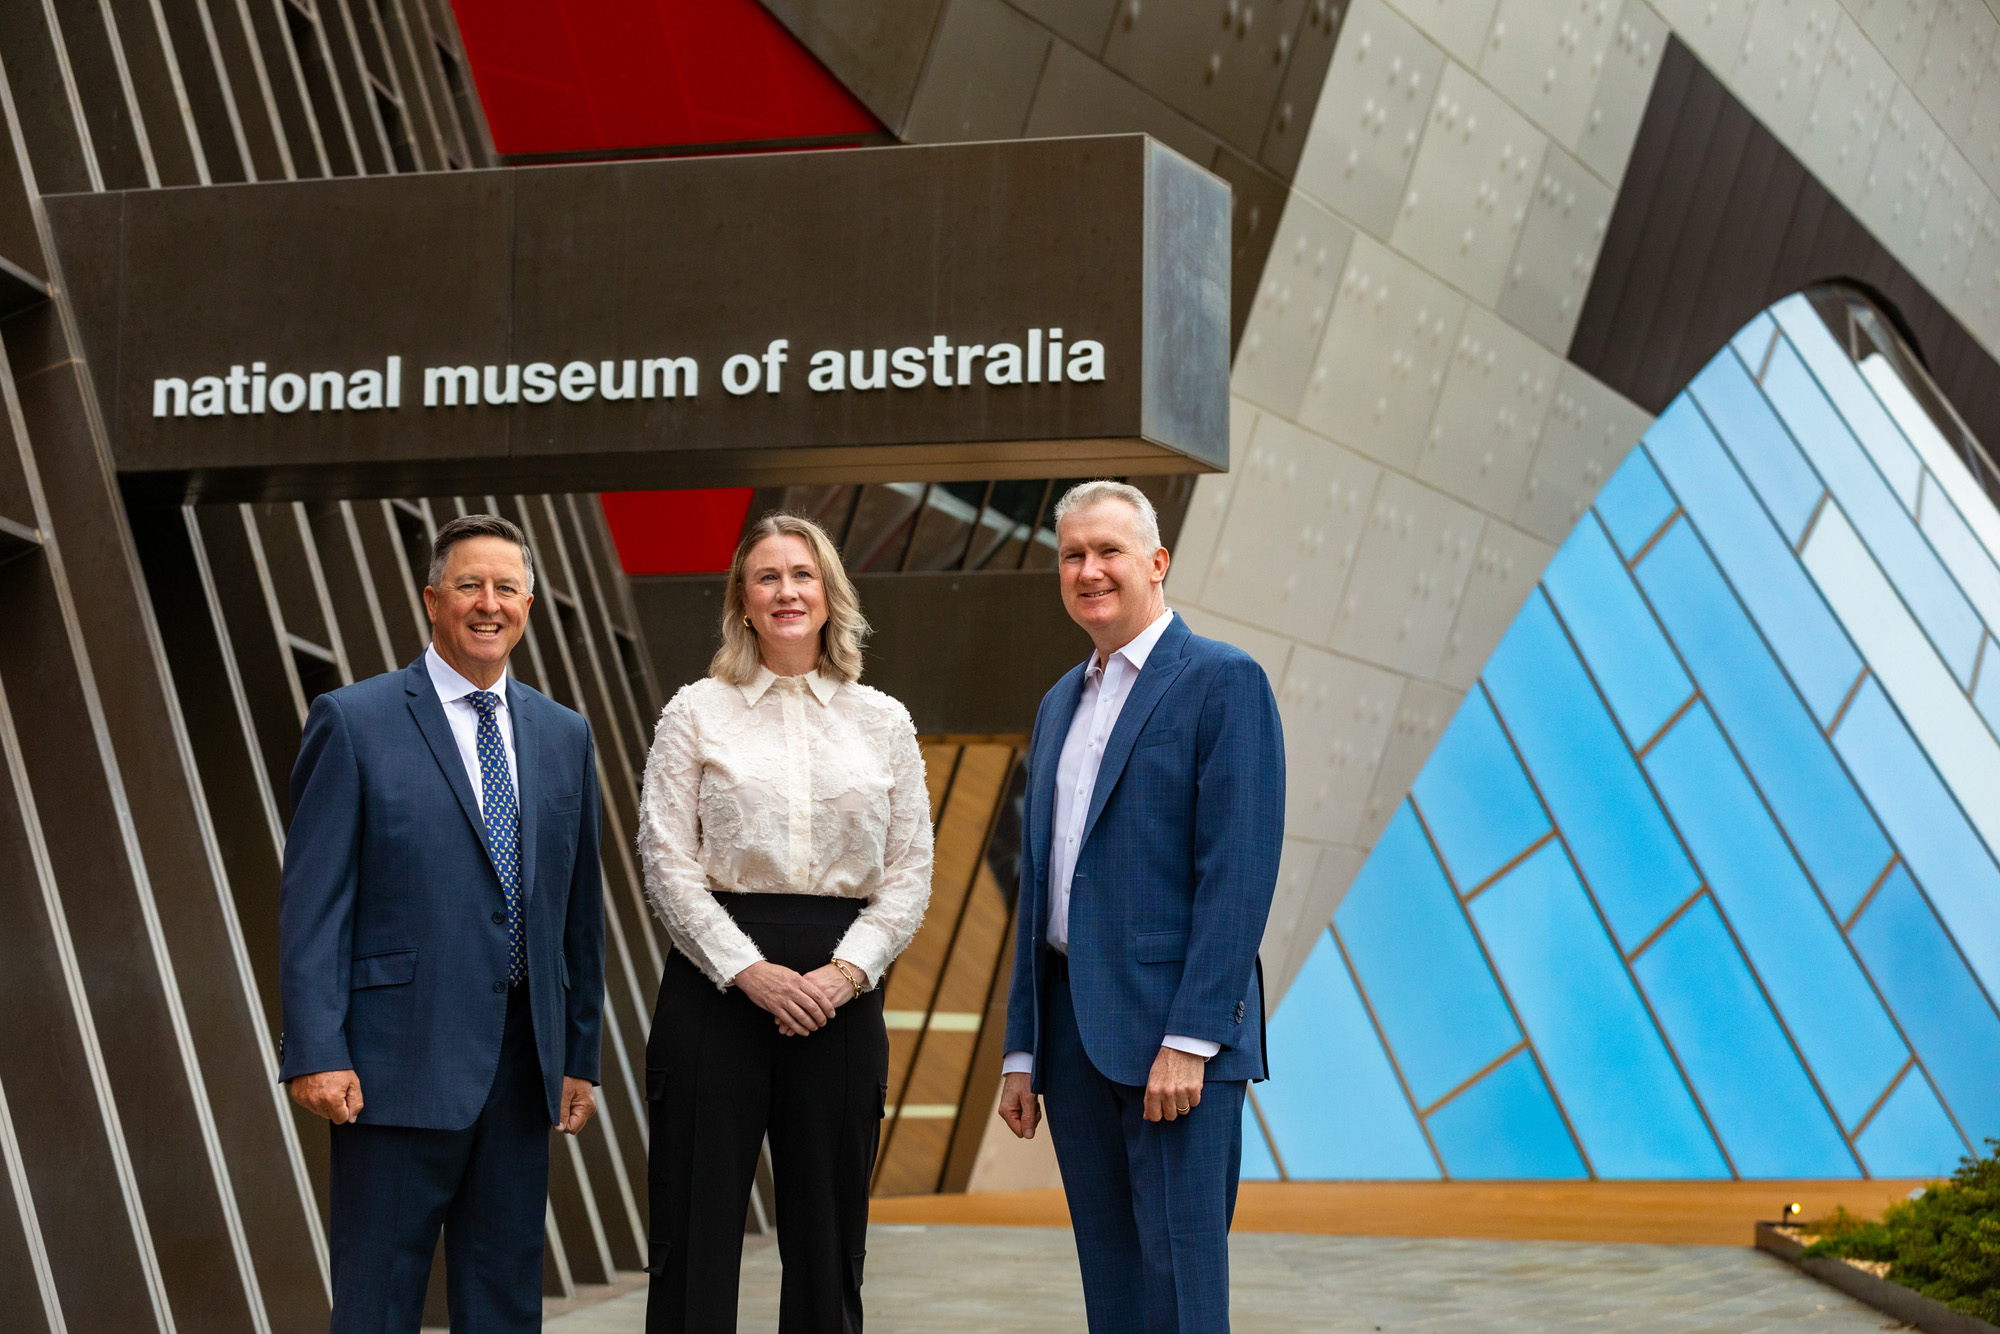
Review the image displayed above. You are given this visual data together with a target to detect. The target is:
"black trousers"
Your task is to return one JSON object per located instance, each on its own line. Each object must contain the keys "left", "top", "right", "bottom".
{"left": 645, "top": 893, "right": 887, "bottom": 1334}
{"left": 327, "top": 982, "right": 548, "bottom": 1334}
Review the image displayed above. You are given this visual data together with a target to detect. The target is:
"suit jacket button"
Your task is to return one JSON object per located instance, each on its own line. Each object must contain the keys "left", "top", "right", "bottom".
{"left": 492, "top": 910, "right": 507, "bottom": 924}
{"left": 493, "top": 981, "right": 507, "bottom": 994}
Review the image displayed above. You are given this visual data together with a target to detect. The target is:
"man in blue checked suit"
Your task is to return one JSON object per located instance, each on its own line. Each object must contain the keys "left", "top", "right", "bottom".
{"left": 279, "top": 513, "right": 605, "bottom": 1333}
{"left": 999, "top": 481, "right": 1285, "bottom": 1332}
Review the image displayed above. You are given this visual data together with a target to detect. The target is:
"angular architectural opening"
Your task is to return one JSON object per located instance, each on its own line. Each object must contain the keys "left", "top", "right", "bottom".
{"left": 1253, "top": 288, "right": 2000, "bottom": 1182}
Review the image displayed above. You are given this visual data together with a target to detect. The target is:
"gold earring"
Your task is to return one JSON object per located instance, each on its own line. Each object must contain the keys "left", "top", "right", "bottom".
{"left": 743, "top": 615, "right": 752, "bottom": 628}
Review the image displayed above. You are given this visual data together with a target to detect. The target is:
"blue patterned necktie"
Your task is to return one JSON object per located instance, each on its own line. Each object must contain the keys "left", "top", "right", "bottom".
{"left": 468, "top": 689, "right": 524, "bottom": 985}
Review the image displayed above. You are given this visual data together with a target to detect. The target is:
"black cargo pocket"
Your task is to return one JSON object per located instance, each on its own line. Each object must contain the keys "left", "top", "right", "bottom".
{"left": 645, "top": 1239, "right": 671, "bottom": 1276}
{"left": 848, "top": 1251, "right": 865, "bottom": 1292}
{"left": 646, "top": 1068, "right": 669, "bottom": 1102}
{"left": 877, "top": 1080, "right": 888, "bottom": 1118}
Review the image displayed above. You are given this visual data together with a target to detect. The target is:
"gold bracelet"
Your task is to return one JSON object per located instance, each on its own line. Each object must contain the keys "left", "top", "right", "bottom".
{"left": 830, "top": 958, "right": 866, "bottom": 995}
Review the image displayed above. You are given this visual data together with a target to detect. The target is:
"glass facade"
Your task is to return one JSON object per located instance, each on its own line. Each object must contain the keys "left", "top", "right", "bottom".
{"left": 1253, "top": 291, "right": 2000, "bottom": 1180}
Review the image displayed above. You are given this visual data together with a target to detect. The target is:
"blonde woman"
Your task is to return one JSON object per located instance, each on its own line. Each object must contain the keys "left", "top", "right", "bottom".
{"left": 636, "top": 512, "right": 933, "bottom": 1333}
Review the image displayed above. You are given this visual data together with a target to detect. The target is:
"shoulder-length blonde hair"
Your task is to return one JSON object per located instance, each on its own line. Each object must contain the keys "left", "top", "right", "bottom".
{"left": 711, "top": 512, "right": 870, "bottom": 685}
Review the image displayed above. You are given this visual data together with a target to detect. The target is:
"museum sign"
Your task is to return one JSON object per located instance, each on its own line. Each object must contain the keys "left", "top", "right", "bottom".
{"left": 42, "top": 134, "right": 1229, "bottom": 501}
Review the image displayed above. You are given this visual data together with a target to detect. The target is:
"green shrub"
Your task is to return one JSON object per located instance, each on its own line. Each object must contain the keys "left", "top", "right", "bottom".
{"left": 1800, "top": 1139, "right": 2000, "bottom": 1322}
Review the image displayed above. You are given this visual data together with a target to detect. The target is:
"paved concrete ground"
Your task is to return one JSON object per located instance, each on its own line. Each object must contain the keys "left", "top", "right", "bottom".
{"left": 543, "top": 1225, "right": 1897, "bottom": 1331}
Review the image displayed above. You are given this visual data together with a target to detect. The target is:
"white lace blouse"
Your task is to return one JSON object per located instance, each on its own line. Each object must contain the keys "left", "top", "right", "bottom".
{"left": 637, "top": 667, "right": 934, "bottom": 990}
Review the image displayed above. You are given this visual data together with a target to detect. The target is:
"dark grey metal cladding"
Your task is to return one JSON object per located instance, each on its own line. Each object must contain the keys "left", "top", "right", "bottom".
{"left": 900, "top": 0, "right": 1051, "bottom": 145}
{"left": 56, "top": 135, "right": 1229, "bottom": 499}
{"left": 1570, "top": 35, "right": 2000, "bottom": 460}
{"left": 1144, "top": 139, "right": 1230, "bottom": 465}
{"left": 1101, "top": 0, "right": 1310, "bottom": 158}
{"left": 1008, "top": 0, "right": 1120, "bottom": 54}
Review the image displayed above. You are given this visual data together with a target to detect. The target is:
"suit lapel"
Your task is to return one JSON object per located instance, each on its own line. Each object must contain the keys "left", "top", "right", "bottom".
{"left": 1078, "top": 618, "right": 1192, "bottom": 852}
{"left": 405, "top": 658, "right": 496, "bottom": 874}
{"left": 510, "top": 681, "right": 541, "bottom": 908}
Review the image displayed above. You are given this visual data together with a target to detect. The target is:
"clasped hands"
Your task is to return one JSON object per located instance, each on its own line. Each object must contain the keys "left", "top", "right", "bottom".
{"left": 999, "top": 1045, "right": 1207, "bottom": 1139}
{"left": 734, "top": 958, "right": 862, "bottom": 1035}
{"left": 289, "top": 1070, "right": 597, "bottom": 1134}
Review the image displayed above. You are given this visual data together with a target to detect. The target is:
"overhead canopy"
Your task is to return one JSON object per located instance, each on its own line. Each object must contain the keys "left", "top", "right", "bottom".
{"left": 46, "top": 134, "right": 1230, "bottom": 503}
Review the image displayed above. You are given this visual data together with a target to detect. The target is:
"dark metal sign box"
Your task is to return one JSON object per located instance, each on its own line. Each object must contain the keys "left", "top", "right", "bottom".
{"left": 45, "top": 134, "right": 1229, "bottom": 502}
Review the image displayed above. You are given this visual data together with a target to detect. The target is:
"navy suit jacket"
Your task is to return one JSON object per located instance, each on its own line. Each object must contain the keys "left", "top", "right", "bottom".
{"left": 277, "top": 656, "right": 606, "bottom": 1130}
{"left": 1004, "top": 614, "right": 1285, "bottom": 1089}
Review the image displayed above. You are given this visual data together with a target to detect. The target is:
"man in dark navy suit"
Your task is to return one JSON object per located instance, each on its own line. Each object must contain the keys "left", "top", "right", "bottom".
{"left": 279, "top": 513, "right": 605, "bottom": 1333}
{"left": 999, "top": 481, "right": 1284, "bottom": 1332}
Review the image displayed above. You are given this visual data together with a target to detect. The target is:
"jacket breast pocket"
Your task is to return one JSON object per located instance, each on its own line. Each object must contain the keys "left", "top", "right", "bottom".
{"left": 1136, "top": 728, "right": 1180, "bottom": 751}
{"left": 545, "top": 791, "right": 582, "bottom": 814}
{"left": 1135, "top": 930, "right": 1189, "bottom": 964}
{"left": 350, "top": 948, "right": 418, "bottom": 989}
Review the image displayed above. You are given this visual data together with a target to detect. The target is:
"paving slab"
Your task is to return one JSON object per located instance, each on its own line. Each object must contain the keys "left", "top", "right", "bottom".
{"left": 544, "top": 1225, "right": 1898, "bottom": 1331}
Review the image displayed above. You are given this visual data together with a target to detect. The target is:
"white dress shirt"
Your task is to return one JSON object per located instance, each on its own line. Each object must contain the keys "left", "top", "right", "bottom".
{"left": 636, "top": 667, "right": 934, "bottom": 989}
{"left": 1002, "top": 609, "right": 1218, "bottom": 1078}
{"left": 426, "top": 643, "right": 517, "bottom": 815}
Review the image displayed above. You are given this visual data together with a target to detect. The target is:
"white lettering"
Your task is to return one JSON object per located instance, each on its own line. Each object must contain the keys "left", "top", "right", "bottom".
{"left": 425, "top": 365, "right": 479, "bottom": 406}
{"left": 642, "top": 357, "right": 696, "bottom": 398}
{"left": 559, "top": 360, "right": 596, "bottom": 401}
{"left": 850, "top": 349, "right": 886, "bottom": 390}
{"left": 889, "top": 346, "right": 926, "bottom": 389}
{"left": 309, "top": 371, "right": 345, "bottom": 411}
{"left": 347, "top": 369, "right": 383, "bottom": 410}
{"left": 251, "top": 361, "right": 268, "bottom": 413}
{"left": 483, "top": 364, "right": 520, "bottom": 404}
{"left": 984, "top": 344, "right": 1022, "bottom": 385}
{"left": 762, "top": 339, "right": 788, "bottom": 393}
{"left": 808, "top": 350, "right": 845, "bottom": 392}
{"left": 1067, "top": 340, "right": 1105, "bottom": 382}
{"left": 192, "top": 376, "right": 225, "bottom": 416}
{"left": 1048, "top": 329, "right": 1064, "bottom": 383}
{"left": 956, "top": 344, "right": 985, "bottom": 385}
{"left": 269, "top": 372, "right": 306, "bottom": 413}
{"left": 722, "top": 354, "right": 760, "bottom": 395}
{"left": 153, "top": 377, "right": 189, "bottom": 418}
{"left": 522, "top": 362, "right": 556, "bottom": 403}
{"left": 386, "top": 356, "right": 401, "bottom": 408}
{"left": 227, "top": 365, "right": 250, "bottom": 414}
{"left": 1028, "top": 329, "right": 1042, "bottom": 383}
{"left": 928, "top": 335, "right": 953, "bottom": 387}
{"left": 600, "top": 359, "right": 636, "bottom": 400}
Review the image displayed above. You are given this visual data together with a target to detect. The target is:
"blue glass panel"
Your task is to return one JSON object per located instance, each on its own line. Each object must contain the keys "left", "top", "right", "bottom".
{"left": 1689, "top": 349, "right": 1824, "bottom": 542}
{"left": 1635, "top": 522, "right": 1890, "bottom": 918}
{"left": 1765, "top": 339, "right": 1981, "bottom": 684}
{"left": 1729, "top": 308, "right": 1777, "bottom": 367}
{"left": 1482, "top": 593, "right": 1697, "bottom": 947}
{"left": 1542, "top": 517, "right": 1692, "bottom": 745}
{"left": 1847, "top": 863, "right": 2000, "bottom": 1146}
{"left": 1632, "top": 896, "right": 1859, "bottom": 1176}
{"left": 1411, "top": 691, "right": 1549, "bottom": 890}
{"left": 1918, "top": 489, "right": 2000, "bottom": 633}
{"left": 1425, "top": 1049, "right": 1587, "bottom": 1179}
{"left": 1333, "top": 806, "right": 1522, "bottom": 1108}
{"left": 1974, "top": 636, "right": 2000, "bottom": 738}
{"left": 1833, "top": 680, "right": 2000, "bottom": 1003}
{"left": 1258, "top": 930, "right": 1439, "bottom": 1179}
{"left": 1594, "top": 449, "right": 1677, "bottom": 558}
{"left": 1642, "top": 401, "right": 1859, "bottom": 721}
{"left": 1240, "top": 1100, "right": 1281, "bottom": 1180}
{"left": 1642, "top": 703, "right": 1905, "bottom": 1128}
{"left": 1855, "top": 1070, "right": 1971, "bottom": 1178}
{"left": 1770, "top": 294, "right": 1923, "bottom": 510}
{"left": 1470, "top": 841, "right": 1729, "bottom": 1178}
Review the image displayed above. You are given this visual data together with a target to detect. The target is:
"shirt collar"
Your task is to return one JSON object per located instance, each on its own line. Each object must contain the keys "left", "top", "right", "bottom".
{"left": 1087, "top": 607, "right": 1176, "bottom": 680}
{"left": 737, "top": 664, "right": 840, "bottom": 708}
{"left": 426, "top": 642, "right": 508, "bottom": 706}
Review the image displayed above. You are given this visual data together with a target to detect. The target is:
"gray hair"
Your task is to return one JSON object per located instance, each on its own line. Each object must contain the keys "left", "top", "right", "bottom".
{"left": 1051, "top": 480, "right": 1162, "bottom": 554}
{"left": 428, "top": 513, "right": 536, "bottom": 596}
